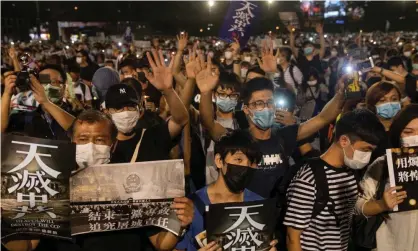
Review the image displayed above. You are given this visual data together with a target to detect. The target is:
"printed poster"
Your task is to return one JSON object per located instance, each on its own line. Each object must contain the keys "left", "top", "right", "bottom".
{"left": 206, "top": 199, "right": 277, "bottom": 251}
{"left": 1, "top": 135, "right": 74, "bottom": 242}
{"left": 387, "top": 147, "right": 418, "bottom": 212}
{"left": 70, "top": 159, "right": 185, "bottom": 236}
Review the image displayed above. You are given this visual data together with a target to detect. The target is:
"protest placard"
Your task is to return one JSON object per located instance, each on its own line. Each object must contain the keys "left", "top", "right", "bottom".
{"left": 70, "top": 159, "right": 185, "bottom": 236}
{"left": 386, "top": 147, "right": 418, "bottom": 212}
{"left": 206, "top": 199, "right": 277, "bottom": 251}
{"left": 1, "top": 135, "right": 74, "bottom": 242}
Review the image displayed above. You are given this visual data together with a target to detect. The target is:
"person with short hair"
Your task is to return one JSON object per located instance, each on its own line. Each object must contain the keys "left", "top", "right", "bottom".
{"left": 285, "top": 109, "right": 386, "bottom": 251}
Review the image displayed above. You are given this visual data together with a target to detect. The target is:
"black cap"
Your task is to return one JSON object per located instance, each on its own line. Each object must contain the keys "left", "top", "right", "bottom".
{"left": 105, "top": 84, "right": 139, "bottom": 109}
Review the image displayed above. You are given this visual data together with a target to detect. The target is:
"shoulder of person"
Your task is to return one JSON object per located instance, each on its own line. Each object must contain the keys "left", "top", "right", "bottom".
{"left": 364, "top": 155, "right": 387, "bottom": 182}
{"left": 291, "top": 162, "right": 317, "bottom": 186}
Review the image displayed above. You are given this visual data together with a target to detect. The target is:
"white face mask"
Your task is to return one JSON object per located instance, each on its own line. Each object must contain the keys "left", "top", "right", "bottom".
{"left": 404, "top": 51, "right": 412, "bottom": 57}
{"left": 224, "top": 51, "right": 232, "bottom": 59}
{"left": 111, "top": 110, "right": 139, "bottom": 134}
{"left": 244, "top": 56, "right": 251, "bottom": 63}
{"left": 401, "top": 135, "right": 418, "bottom": 147}
{"left": 76, "top": 143, "right": 111, "bottom": 169}
{"left": 343, "top": 143, "right": 372, "bottom": 170}
{"left": 241, "top": 68, "right": 248, "bottom": 78}
{"left": 76, "top": 57, "right": 83, "bottom": 64}
{"left": 307, "top": 80, "right": 318, "bottom": 86}
{"left": 331, "top": 51, "right": 338, "bottom": 57}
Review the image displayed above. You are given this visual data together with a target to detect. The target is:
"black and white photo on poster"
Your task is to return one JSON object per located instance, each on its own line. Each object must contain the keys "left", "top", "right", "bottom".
{"left": 387, "top": 147, "right": 418, "bottom": 212}
{"left": 70, "top": 159, "right": 185, "bottom": 236}
{"left": 1, "top": 134, "right": 74, "bottom": 242}
{"left": 206, "top": 199, "right": 277, "bottom": 251}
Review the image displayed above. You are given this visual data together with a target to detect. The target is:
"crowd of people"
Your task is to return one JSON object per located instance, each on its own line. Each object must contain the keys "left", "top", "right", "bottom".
{"left": 1, "top": 24, "right": 418, "bottom": 251}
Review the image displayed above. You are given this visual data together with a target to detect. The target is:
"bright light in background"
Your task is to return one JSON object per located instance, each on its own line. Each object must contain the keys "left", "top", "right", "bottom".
{"left": 102, "top": 50, "right": 105, "bottom": 53}
{"left": 207, "top": 27, "right": 211, "bottom": 31}
{"left": 324, "top": 34, "right": 328, "bottom": 38}
{"left": 71, "top": 41, "right": 75, "bottom": 44}
{"left": 345, "top": 66, "right": 353, "bottom": 73}
{"left": 118, "top": 42, "right": 122, "bottom": 47}
{"left": 373, "top": 41, "right": 377, "bottom": 45}
{"left": 200, "top": 28, "right": 203, "bottom": 32}
{"left": 65, "top": 45, "right": 69, "bottom": 49}
{"left": 136, "top": 54, "right": 140, "bottom": 58}
{"left": 74, "top": 6, "right": 78, "bottom": 10}
{"left": 309, "top": 37, "right": 313, "bottom": 41}
{"left": 267, "top": 0, "right": 274, "bottom": 4}
{"left": 10, "top": 41, "right": 14, "bottom": 45}
{"left": 275, "top": 26, "right": 280, "bottom": 30}
{"left": 208, "top": 0, "right": 214, "bottom": 7}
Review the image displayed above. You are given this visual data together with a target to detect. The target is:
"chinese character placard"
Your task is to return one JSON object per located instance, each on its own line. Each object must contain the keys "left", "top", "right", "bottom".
{"left": 70, "top": 159, "right": 185, "bottom": 236}
{"left": 206, "top": 199, "right": 277, "bottom": 251}
{"left": 386, "top": 147, "right": 418, "bottom": 213}
{"left": 1, "top": 134, "right": 75, "bottom": 241}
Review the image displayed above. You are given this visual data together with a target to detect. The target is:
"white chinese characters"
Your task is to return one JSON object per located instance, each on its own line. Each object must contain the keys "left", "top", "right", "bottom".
{"left": 228, "top": 1, "right": 258, "bottom": 37}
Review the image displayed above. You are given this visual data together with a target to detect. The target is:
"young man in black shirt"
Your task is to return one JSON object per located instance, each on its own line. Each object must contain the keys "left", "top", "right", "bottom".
{"left": 107, "top": 49, "right": 188, "bottom": 164}
{"left": 198, "top": 73, "right": 344, "bottom": 198}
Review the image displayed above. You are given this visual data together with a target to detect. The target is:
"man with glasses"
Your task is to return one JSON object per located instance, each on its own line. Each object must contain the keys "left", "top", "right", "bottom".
{"left": 3, "top": 64, "right": 75, "bottom": 140}
{"left": 197, "top": 76, "right": 344, "bottom": 198}
{"left": 105, "top": 49, "right": 188, "bottom": 163}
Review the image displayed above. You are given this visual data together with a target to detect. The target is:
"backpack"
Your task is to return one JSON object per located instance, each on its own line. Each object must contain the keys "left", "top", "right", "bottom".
{"left": 275, "top": 157, "right": 361, "bottom": 249}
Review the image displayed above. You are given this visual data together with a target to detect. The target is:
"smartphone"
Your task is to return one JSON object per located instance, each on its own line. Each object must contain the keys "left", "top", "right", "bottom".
{"left": 344, "top": 71, "right": 362, "bottom": 99}
{"left": 356, "top": 57, "right": 375, "bottom": 73}
{"left": 39, "top": 74, "right": 51, "bottom": 84}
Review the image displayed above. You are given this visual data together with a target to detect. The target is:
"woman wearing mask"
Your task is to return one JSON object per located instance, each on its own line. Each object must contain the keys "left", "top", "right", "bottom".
{"left": 365, "top": 81, "right": 402, "bottom": 131}
{"left": 355, "top": 104, "right": 418, "bottom": 251}
{"left": 296, "top": 67, "right": 329, "bottom": 121}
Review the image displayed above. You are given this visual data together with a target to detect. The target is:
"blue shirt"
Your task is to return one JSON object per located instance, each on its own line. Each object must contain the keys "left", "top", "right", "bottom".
{"left": 176, "top": 186, "right": 264, "bottom": 251}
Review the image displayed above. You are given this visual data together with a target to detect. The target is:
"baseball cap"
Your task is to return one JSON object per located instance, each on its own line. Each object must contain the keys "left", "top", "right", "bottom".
{"left": 105, "top": 84, "right": 139, "bottom": 109}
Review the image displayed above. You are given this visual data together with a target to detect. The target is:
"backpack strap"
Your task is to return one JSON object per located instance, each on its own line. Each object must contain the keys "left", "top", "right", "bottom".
{"left": 288, "top": 64, "right": 297, "bottom": 86}
{"left": 310, "top": 158, "right": 341, "bottom": 227}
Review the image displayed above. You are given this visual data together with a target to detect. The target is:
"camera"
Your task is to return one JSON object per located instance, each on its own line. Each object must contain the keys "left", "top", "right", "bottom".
{"left": 14, "top": 53, "right": 36, "bottom": 92}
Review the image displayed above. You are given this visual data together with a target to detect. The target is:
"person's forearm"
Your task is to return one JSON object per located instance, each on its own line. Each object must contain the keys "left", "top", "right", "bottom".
{"left": 286, "top": 237, "right": 302, "bottom": 251}
{"left": 12, "top": 58, "right": 21, "bottom": 72}
{"left": 162, "top": 88, "right": 189, "bottom": 126}
{"left": 179, "top": 78, "right": 196, "bottom": 108}
{"left": 42, "top": 101, "right": 75, "bottom": 131}
{"left": 199, "top": 91, "right": 216, "bottom": 131}
{"left": 290, "top": 32, "right": 297, "bottom": 57}
{"left": 1, "top": 93, "right": 12, "bottom": 132}
{"left": 173, "top": 50, "right": 183, "bottom": 75}
{"left": 150, "top": 231, "right": 179, "bottom": 251}
{"left": 319, "top": 32, "right": 325, "bottom": 59}
{"left": 318, "top": 91, "right": 344, "bottom": 124}
{"left": 381, "top": 68, "right": 406, "bottom": 85}
{"left": 233, "top": 62, "right": 242, "bottom": 83}
{"left": 362, "top": 199, "right": 387, "bottom": 217}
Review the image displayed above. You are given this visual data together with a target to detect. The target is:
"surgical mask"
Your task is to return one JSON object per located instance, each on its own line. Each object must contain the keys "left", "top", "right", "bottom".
{"left": 208, "top": 51, "right": 214, "bottom": 58}
{"left": 216, "top": 97, "right": 237, "bottom": 113}
{"left": 413, "top": 64, "right": 418, "bottom": 70}
{"left": 403, "top": 51, "right": 412, "bottom": 57}
{"left": 376, "top": 102, "right": 401, "bottom": 119}
{"left": 111, "top": 110, "right": 139, "bottom": 134}
{"left": 331, "top": 51, "right": 338, "bottom": 57}
{"left": 44, "top": 84, "right": 62, "bottom": 103}
{"left": 124, "top": 74, "right": 133, "bottom": 79}
{"left": 224, "top": 51, "right": 233, "bottom": 59}
{"left": 401, "top": 135, "right": 418, "bottom": 147}
{"left": 249, "top": 108, "right": 274, "bottom": 130}
{"left": 76, "top": 57, "right": 83, "bottom": 64}
{"left": 343, "top": 143, "right": 372, "bottom": 170}
{"left": 76, "top": 143, "right": 111, "bottom": 169}
{"left": 241, "top": 68, "right": 248, "bottom": 78}
{"left": 244, "top": 56, "right": 251, "bottom": 62}
{"left": 307, "top": 80, "right": 318, "bottom": 86}
{"left": 304, "top": 47, "right": 313, "bottom": 55}
{"left": 222, "top": 163, "right": 255, "bottom": 194}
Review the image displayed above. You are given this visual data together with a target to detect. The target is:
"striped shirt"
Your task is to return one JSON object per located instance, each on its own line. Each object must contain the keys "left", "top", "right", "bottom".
{"left": 283, "top": 160, "right": 358, "bottom": 251}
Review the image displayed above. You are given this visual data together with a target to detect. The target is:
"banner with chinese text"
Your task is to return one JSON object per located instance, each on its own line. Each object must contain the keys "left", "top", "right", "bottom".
{"left": 219, "top": 0, "right": 260, "bottom": 46}
{"left": 386, "top": 147, "right": 418, "bottom": 212}
{"left": 1, "top": 134, "right": 74, "bottom": 242}
{"left": 206, "top": 199, "right": 277, "bottom": 251}
{"left": 70, "top": 159, "right": 185, "bottom": 236}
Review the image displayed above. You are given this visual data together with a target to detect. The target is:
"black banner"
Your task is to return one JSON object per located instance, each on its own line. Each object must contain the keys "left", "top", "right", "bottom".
{"left": 70, "top": 160, "right": 185, "bottom": 236}
{"left": 1, "top": 134, "right": 75, "bottom": 242}
{"left": 206, "top": 199, "right": 277, "bottom": 251}
{"left": 387, "top": 147, "right": 418, "bottom": 213}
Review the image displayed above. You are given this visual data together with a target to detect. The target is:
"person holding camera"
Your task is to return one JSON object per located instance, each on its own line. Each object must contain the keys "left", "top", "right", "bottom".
{"left": 1, "top": 65, "right": 75, "bottom": 140}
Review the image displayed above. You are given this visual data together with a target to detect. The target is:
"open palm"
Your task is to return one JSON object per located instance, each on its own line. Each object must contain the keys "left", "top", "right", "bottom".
{"left": 257, "top": 39, "right": 277, "bottom": 73}
{"left": 145, "top": 49, "right": 173, "bottom": 91}
{"left": 196, "top": 57, "right": 219, "bottom": 93}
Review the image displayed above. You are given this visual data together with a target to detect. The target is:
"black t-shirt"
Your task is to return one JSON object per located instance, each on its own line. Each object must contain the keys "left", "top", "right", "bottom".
{"left": 297, "top": 54, "right": 324, "bottom": 78}
{"left": 111, "top": 121, "right": 172, "bottom": 163}
{"left": 247, "top": 125, "right": 299, "bottom": 198}
{"left": 405, "top": 73, "right": 417, "bottom": 103}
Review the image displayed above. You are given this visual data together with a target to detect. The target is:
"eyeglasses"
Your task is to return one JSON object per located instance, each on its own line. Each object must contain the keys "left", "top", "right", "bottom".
{"left": 247, "top": 100, "right": 275, "bottom": 111}
{"left": 216, "top": 92, "right": 240, "bottom": 101}
{"left": 108, "top": 106, "right": 138, "bottom": 114}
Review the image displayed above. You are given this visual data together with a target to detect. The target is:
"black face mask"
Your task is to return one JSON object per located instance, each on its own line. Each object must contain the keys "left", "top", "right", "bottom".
{"left": 138, "top": 72, "right": 147, "bottom": 83}
{"left": 222, "top": 163, "right": 255, "bottom": 194}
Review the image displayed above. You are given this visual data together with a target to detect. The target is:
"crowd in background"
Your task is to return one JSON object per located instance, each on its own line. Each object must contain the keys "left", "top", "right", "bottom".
{"left": 1, "top": 25, "right": 418, "bottom": 251}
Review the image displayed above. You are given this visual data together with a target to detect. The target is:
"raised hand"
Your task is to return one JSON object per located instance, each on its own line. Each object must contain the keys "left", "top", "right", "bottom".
{"left": 3, "top": 74, "right": 16, "bottom": 96}
{"left": 196, "top": 57, "right": 219, "bottom": 94}
{"left": 198, "top": 241, "right": 221, "bottom": 251}
{"left": 257, "top": 39, "right": 277, "bottom": 73}
{"left": 269, "top": 239, "right": 279, "bottom": 251}
{"left": 230, "top": 38, "right": 241, "bottom": 58}
{"left": 177, "top": 32, "right": 189, "bottom": 52}
{"left": 8, "top": 47, "right": 17, "bottom": 60}
{"left": 30, "top": 75, "right": 49, "bottom": 105}
{"left": 315, "top": 23, "right": 324, "bottom": 34}
{"left": 171, "top": 197, "right": 194, "bottom": 227}
{"left": 145, "top": 49, "right": 174, "bottom": 91}
{"left": 382, "top": 186, "right": 407, "bottom": 211}
{"left": 185, "top": 46, "right": 204, "bottom": 78}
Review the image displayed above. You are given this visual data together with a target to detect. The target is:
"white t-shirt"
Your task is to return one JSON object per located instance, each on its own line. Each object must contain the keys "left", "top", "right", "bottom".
{"left": 73, "top": 83, "right": 92, "bottom": 103}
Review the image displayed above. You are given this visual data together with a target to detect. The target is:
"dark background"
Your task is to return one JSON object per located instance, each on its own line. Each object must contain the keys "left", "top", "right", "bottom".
{"left": 2, "top": 1, "right": 418, "bottom": 41}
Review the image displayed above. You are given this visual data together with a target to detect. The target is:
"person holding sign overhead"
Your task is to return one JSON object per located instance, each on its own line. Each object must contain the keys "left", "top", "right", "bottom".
{"left": 355, "top": 104, "right": 418, "bottom": 251}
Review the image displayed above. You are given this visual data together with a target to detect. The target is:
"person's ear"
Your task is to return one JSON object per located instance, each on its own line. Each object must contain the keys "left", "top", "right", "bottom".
{"left": 339, "top": 135, "right": 350, "bottom": 148}
{"left": 214, "top": 154, "right": 224, "bottom": 170}
{"left": 243, "top": 105, "right": 250, "bottom": 116}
